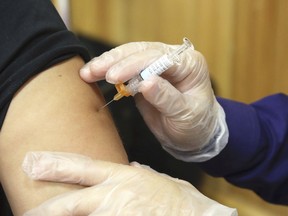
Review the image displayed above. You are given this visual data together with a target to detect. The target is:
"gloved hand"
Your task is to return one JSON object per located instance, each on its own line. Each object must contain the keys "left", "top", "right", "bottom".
{"left": 22, "top": 151, "right": 238, "bottom": 216}
{"left": 80, "top": 40, "right": 228, "bottom": 162}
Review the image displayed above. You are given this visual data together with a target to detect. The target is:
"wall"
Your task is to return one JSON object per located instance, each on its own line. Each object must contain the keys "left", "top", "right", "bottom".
{"left": 70, "top": 0, "right": 288, "bottom": 102}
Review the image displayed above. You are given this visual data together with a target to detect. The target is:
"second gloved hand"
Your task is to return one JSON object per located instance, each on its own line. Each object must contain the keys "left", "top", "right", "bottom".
{"left": 80, "top": 41, "right": 228, "bottom": 162}
{"left": 22, "top": 151, "right": 237, "bottom": 216}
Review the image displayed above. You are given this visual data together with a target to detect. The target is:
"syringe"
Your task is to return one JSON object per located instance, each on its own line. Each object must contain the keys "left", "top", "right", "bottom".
{"left": 98, "top": 37, "right": 193, "bottom": 110}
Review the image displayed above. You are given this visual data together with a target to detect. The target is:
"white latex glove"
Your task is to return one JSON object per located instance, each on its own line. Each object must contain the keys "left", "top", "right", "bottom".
{"left": 80, "top": 41, "right": 228, "bottom": 162}
{"left": 22, "top": 151, "right": 238, "bottom": 216}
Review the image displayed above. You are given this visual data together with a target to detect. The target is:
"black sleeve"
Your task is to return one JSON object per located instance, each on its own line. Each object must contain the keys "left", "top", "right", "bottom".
{"left": 0, "top": 1, "right": 90, "bottom": 214}
{"left": 0, "top": 0, "right": 91, "bottom": 128}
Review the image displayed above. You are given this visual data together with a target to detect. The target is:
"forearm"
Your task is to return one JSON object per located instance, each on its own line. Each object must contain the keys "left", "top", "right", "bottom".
{"left": 200, "top": 94, "right": 288, "bottom": 204}
{"left": 0, "top": 56, "right": 128, "bottom": 215}
{"left": 199, "top": 97, "right": 264, "bottom": 176}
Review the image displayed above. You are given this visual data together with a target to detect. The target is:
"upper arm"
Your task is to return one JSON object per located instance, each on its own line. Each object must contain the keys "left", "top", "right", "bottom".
{"left": 0, "top": 56, "right": 128, "bottom": 215}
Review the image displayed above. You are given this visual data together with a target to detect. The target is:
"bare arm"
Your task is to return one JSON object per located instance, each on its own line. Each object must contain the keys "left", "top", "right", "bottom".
{"left": 0, "top": 56, "right": 128, "bottom": 215}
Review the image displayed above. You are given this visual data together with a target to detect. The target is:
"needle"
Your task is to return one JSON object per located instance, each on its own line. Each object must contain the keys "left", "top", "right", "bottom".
{"left": 97, "top": 84, "right": 129, "bottom": 111}
{"left": 98, "top": 99, "right": 114, "bottom": 111}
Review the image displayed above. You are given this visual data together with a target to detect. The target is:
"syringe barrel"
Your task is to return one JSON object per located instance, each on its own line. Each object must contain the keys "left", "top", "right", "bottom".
{"left": 139, "top": 37, "right": 193, "bottom": 81}
{"left": 126, "top": 74, "right": 143, "bottom": 96}
{"left": 140, "top": 55, "right": 173, "bottom": 80}
{"left": 124, "top": 37, "right": 193, "bottom": 97}
{"left": 126, "top": 55, "right": 173, "bottom": 96}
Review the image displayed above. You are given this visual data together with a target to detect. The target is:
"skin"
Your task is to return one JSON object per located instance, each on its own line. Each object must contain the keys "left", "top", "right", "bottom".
{"left": 0, "top": 56, "right": 128, "bottom": 216}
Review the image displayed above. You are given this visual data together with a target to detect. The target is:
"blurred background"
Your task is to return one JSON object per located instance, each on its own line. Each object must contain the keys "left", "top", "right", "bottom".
{"left": 53, "top": 1, "right": 288, "bottom": 215}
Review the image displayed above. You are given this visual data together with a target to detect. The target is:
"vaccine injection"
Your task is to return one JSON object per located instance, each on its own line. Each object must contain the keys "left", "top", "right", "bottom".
{"left": 98, "top": 37, "right": 194, "bottom": 111}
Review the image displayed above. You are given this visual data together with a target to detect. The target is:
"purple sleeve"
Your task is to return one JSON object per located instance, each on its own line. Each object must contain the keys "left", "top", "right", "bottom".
{"left": 199, "top": 93, "right": 288, "bottom": 205}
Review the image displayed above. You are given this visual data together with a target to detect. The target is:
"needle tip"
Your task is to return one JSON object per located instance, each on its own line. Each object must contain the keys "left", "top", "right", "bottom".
{"left": 97, "top": 99, "right": 114, "bottom": 111}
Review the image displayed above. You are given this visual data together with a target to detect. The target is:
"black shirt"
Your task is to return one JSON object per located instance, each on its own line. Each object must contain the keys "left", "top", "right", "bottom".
{"left": 0, "top": 0, "right": 90, "bottom": 214}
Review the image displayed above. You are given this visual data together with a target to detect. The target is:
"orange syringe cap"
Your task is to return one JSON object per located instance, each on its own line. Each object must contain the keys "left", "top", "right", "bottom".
{"left": 114, "top": 83, "right": 132, "bottom": 101}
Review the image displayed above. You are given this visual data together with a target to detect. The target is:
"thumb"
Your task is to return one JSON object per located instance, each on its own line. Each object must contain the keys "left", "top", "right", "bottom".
{"left": 22, "top": 151, "right": 125, "bottom": 186}
{"left": 139, "top": 76, "right": 189, "bottom": 117}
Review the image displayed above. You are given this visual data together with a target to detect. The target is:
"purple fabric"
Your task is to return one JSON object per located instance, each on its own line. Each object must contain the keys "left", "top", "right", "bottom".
{"left": 200, "top": 93, "right": 288, "bottom": 205}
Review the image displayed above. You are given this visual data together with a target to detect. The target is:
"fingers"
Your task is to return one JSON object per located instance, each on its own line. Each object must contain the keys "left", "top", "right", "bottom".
{"left": 160, "top": 50, "right": 208, "bottom": 92}
{"left": 80, "top": 41, "right": 168, "bottom": 83}
{"left": 138, "top": 76, "right": 189, "bottom": 117}
{"left": 79, "top": 41, "right": 207, "bottom": 99}
{"left": 23, "top": 187, "right": 104, "bottom": 216}
{"left": 79, "top": 41, "right": 177, "bottom": 83}
{"left": 22, "top": 151, "right": 129, "bottom": 186}
{"left": 105, "top": 49, "right": 163, "bottom": 84}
